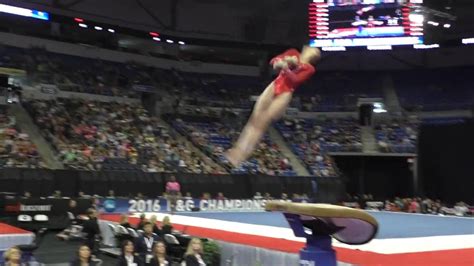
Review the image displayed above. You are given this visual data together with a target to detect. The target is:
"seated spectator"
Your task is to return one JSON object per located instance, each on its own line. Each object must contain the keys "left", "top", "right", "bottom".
{"left": 171, "top": 116, "right": 292, "bottom": 176}
{"left": 70, "top": 244, "right": 99, "bottom": 266}
{"left": 3, "top": 246, "right": 21, "bottom": 266}
{"left": 25, "top": 98, "right": 213, "bottom": 173}
{"left": 0, "top": 107, "right": 44, "bottom": 169}
{"left": 119, "top": 214, "right": 133, "bottom": 229}
{"left": 135, "top": 222, "right": 161, "bottom": 264}
{"left": 150, "top": 241, "right": 171, "bottom": 266}
{"left": 78, "top": 191, "right": 91, "bottom": 199}
{"left": 454, "top": 202, "right": 469, "bottom": 217}
{"left": 292, "top": 194, "right": 301, "bottom": 202}
{"left": 216, "top": 192, "right": 226, "bottom": 200}
{"left": 21, "top": 191, "right": 31, "bottom": 199}
{"left": 201, "top": 193, "right": 211, "bottom": 200}
{"left": 300, "top": 194, "right": 309, "bottom": 203}
{"left": 374, "top": 119, "right": 418, "bottom": 153}
{"left": 276, "top": 117, "right": 355, "bottom": 176}
{"left": 136, "top": 214, "right": 148, "bottom": 230}
{"left": 107, "top": 190, "right": 116, "bottom": 199}
{"left": 183, "top": 192, "right": 193, "bottom": 200}
{"left": 161, "top": 216, "right": 173, "bottom": 236}
{"left": 117, "top": 240, "right": 143, "bottom": 266}
{"left": 408, "top": 198, "right": 420, "bottom": 213}
{"left": 89, "top": 196, "right": 99, "bottom": 210}
{"left": 149, "top": 215, "right": 162, "bottom": 236}
{"left": 421, "top": 198, "right": 432, "bottom": 213}
{"left": 50, "top": 190, "right": 62, "bottom": 199}
{"left": 184, "top": 238, "right": 206, "bottom": 266}
{"left": 263, "top": 193, "right": 273, "bottom": 200}
{"left": 253, "top": 192, "right": 263, "bottom": 200}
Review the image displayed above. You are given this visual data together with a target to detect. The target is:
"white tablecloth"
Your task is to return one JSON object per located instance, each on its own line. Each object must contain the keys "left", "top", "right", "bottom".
{"left": 0, "top": 233, "right": 35, "bottom": 250}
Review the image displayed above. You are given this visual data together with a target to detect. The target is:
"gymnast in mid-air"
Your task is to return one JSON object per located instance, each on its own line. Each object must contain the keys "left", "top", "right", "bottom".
{"left": 225, "top": 46, "right": 321, "bottom": 166}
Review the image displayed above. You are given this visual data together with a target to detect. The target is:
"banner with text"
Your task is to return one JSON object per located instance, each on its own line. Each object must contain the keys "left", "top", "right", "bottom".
{"left": 99, "top": 198, "right": 289, "bottom": 214}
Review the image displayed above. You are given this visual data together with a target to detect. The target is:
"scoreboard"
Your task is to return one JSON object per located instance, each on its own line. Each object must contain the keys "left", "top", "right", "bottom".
{"left": 309, "top": 0, "right": 424, "bottom": 48}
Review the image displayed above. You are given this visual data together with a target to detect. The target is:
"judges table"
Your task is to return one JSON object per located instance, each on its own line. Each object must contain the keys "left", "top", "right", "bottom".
{"left": 0, "top": 197, "right": 92, "bottom": 229}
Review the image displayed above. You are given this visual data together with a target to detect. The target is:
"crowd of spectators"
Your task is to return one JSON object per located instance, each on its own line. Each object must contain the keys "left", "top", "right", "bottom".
{"left": 3, "top": 43, "right": 473, "bottom": 114}
{"left": 171, "top": 115, "right": 296, "bottom": 176}
{"left": 3, "top": 44, "right": 465, "bottom": 177}
{"left": 0, "top": 106, "right": 44, "bottom": 169}
{"left": 374, "top": 120, "right": 418, "bottom": 153}
{"left": 3, "top": 209, "right": 206, "bottom": 265}
{"left": 0, "top": 44, "right": 157, "bottom": 98}
{"left": 344, "top": 194, "right": 472, "bottom": 217}
{"left": 295, "top": 71, "right": 384, "bottom": 112}
{"left": 383, "top": 197, "right": 471, "bottom": 216}
{"left": 393, "top": 67, "right": 474, "bottom": 111}
{"left": 276, "top": 117, "right": 361, "bottom": 176}
{"left": 171, "top": 70, "right": 261, "bottom": 109}
{"left": 23, "top": 98, "right": 215, "bottom": 173}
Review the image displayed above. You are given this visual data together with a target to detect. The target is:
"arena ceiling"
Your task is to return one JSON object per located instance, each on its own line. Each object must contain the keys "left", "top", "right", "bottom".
{"left": 0, "top": 0, "right": 309, "bottom": 45}
{"left": 0, "top": 0, "right": 472, "bottom": 69}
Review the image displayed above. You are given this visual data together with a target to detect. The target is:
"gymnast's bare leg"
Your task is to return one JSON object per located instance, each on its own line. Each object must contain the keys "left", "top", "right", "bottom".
{"left": 226, "top": 84, "right": 293, "bottom": 166}
{"left": 226, "top": 46, "right": 321, "bottom": 166}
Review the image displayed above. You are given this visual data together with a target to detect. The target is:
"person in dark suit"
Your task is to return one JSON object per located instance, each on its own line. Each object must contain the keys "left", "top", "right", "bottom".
{"left": 136, "top": 213, "right": 147, "bottom": 230}
{"left": 82, "top": 208, "right": 100, "bottom": 253}
{"left": 117, "top": 240, "right": 143, "bottom": 266}
{"left": 70, "top": 244, "right": 99, "bottom": 266}
{"left": 149, "top": 215, "right": 162, "bottom": 236}
{"left": 119, "top": 214, "right": 133, "bottom": 229}
{"left": 149, "top": 241, "right": 171, "bottom": 266}
{"left": 183, "top": 238, "right": 206, "bottom": 266}
{"left": 135, "top": 222, "right": 161, "bottom": 265}
{"left": 160, "top": 216, "right": 173, "bottom": 236}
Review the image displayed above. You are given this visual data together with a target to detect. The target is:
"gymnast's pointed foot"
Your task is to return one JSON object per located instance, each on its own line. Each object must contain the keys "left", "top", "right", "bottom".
{"left": 224, "top": 148, "right": 244, "bottom": 167}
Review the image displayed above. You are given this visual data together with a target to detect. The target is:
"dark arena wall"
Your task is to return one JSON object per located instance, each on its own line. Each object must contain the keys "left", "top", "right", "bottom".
{"left": 333, "top": 155, "right": 414, "bottom": 199}
{"left": 418, "top": 119, "right": 474, "bottom": 203}
{"left": 0, "top": 169, "right": 345, "bottom": 203}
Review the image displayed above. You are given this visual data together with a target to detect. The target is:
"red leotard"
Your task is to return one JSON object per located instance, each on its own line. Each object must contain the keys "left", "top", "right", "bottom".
{"left": 270, "top": 48, "right": 301, "bottom": 66}
{"left": 273, "top": 63, "right": 316, "bottom": 96}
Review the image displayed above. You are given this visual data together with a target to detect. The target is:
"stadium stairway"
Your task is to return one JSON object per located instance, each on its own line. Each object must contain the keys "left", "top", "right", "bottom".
{"left": 156, "top": 117, "right": 229, "bottom": 173}
{"left": 382, "top": 74, "right": 403, "bottom": 114}
{"left": 8, "top": 104, "right": 64, "bottom": 169}
{"left": 267, "top": 126, "right": 311, "bottom": 176}
{"left": 361, "top": 126, "right": 378, "bottom": 153}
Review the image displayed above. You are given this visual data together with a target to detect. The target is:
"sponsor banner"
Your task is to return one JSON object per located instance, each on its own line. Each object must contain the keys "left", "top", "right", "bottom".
{"left": 99, "top": 198, "right": 280, "bottom": 214}
{"left": 3, "top": 199, "right": 91, "bottom": 215}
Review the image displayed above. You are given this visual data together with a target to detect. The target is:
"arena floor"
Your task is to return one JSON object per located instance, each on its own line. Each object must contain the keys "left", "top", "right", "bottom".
{"left": 102, "top": 211, "right": 474, "bottom": 266}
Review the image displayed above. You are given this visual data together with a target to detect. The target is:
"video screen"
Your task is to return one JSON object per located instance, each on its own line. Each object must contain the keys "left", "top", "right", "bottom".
{"left": 325, "top": 3, "right": 404, "bottom": 39}
{"left": 309, "top": 0, "right": 424, "bottom": 47}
